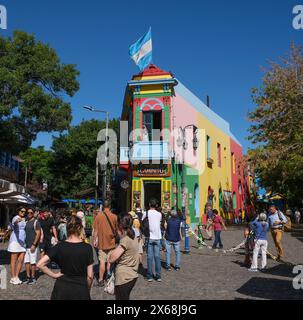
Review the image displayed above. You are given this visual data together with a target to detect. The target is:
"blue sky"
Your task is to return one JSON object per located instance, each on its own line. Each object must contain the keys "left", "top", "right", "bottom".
{"left": 1, "top": 0, "right": 302, "bottom": 152}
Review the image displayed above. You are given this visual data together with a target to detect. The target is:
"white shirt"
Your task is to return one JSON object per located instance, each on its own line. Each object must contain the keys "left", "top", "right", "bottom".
{"left": 142, "top": 209, "right": 162, "bottom": 240}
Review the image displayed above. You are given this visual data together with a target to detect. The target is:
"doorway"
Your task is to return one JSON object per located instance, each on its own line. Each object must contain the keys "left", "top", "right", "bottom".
{"left": 143, "top": 180, "right": 161, "bottom": 210}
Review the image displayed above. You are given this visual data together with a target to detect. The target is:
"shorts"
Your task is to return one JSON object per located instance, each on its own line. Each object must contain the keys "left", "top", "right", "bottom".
{"left": 24, "top": 248, "right": 38, "bottom": 265}
{"left": 98, "top": 249, "right": 114, "bottom": 263}
{"left": 39, "top": 241, "right": 53, "bottom": 255}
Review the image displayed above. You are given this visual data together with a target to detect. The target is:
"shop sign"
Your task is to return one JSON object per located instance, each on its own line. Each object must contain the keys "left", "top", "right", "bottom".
{"left": 134, "top": 164, "right": 170, "bottom": 177}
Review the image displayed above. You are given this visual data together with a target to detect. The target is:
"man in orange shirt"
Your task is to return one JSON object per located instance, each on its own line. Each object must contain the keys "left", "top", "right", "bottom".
{"left": 93, "top": 201, "right": 118, "bottom": 287}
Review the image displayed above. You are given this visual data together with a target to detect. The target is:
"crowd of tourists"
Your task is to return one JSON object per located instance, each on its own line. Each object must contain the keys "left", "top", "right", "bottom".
{"left": 4, "top": 199, "right": 296, "bottom": 300}
{"left": 5, "top": 198, "right": 185, "bottom": 300}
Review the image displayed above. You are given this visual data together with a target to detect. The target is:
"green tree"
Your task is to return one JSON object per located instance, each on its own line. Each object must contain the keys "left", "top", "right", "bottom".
{"left": 50, "top": 119, "right": 119, "bottom": 198}
{"left": 19, "top": 146, "right": 53, "bottom": 200}
{"left": 0, "top": 30, "right": 79, "bottom": 154}
{"left": 20, "top": 146, "right": 53, "bottom": 184}
{"left": 248, "top": 44, "right": 303, "bottom": 205}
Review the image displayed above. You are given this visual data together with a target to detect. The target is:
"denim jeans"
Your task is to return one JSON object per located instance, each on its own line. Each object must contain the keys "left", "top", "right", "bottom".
{"left": 147, "top": 239, "right": 161, "bottom": 279}
{"left": 165, "top": 240, "right": 180, "bottom": 268}
{"left": 212, "top": 230, "right": 223, "bottom": 248}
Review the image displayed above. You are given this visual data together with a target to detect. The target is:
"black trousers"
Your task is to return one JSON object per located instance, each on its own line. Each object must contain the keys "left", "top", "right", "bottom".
{"left": 115, "top": 278, "right": 137, "bottom": 300}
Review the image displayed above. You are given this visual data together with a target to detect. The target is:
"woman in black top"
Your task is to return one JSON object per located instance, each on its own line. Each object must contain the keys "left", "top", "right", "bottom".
{"left": 37, "top": 216, "right": 94, "bottom": 300}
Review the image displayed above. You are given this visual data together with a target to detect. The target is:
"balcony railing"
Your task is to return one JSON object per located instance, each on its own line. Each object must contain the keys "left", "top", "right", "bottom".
{"left": 120, "top": 141, "right": 170, "bottom": 163}
{"left": 120, "top": 147, "right": 130, "bottom": 164}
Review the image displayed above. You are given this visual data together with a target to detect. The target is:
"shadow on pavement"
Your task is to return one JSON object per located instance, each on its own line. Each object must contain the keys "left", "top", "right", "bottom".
{"left": 263, "top": 263, "right": 296, "bottom": 278}
{"left": 236, "top": 277, "right": 303, "bottom": 300}
{"left": 0, "top": 250, "right": 10, "bottom": 265}
{"left": 290, "top": 225, "right": 303, "bottom": 243}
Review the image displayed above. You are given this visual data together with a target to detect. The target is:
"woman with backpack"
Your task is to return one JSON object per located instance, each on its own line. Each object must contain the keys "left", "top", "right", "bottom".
{"left": 109, "top": 214, "right": 139, "bottom": 300}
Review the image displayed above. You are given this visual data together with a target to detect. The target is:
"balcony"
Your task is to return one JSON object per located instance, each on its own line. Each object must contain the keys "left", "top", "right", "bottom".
{"left": 120, "top": 141, "right": 170, "bottom": 164}
{"left": 132, "top": 141, "right": 170, "bottom": 162}
{"left": 120, "top": 147, "right": 130, "bottom": 164}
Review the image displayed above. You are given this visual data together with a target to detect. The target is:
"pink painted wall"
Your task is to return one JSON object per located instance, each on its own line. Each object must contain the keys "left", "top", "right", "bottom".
{"left": 171, "top": 94, "right": 198, "bottom": 167}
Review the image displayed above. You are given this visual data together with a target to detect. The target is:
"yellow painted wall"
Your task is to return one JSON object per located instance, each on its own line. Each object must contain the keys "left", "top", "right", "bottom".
{"left": 197, "top": 114, "right": 232, "bottom": 218}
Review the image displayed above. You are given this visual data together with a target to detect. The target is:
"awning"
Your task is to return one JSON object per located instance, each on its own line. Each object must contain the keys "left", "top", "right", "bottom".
{"left": 0, "top": 193, "right": 38, "bottom": 205}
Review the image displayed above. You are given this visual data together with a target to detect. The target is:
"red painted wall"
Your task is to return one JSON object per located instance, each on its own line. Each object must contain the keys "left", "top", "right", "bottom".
{"left": 230, "top": 138, "right": 244, "bottom": 213}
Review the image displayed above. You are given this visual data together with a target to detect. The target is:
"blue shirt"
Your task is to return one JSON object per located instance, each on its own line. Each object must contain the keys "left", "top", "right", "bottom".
{"left": 268, "top": 211, "right": 287, "bottom": 229}
{"left": 165, "top": 217, "right": 183, "bottom": 243}
{"left": 252, "top": 220, "right": 269, "bottom": 240}
{"left": 206, "top": 210, "right": 214, "bottom": 220}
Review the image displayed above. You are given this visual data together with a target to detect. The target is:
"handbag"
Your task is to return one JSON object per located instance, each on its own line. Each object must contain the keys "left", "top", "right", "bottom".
{"left": 103, "top": 211, "right": 119, "bottom": 244}
{"left": 104, "top": 272, "right": 115, "bottom": 295}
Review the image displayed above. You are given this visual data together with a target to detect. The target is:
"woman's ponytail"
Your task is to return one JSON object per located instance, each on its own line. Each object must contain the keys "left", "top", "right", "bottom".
{"left": 118, "top": 213, "right": 135, "bottom": 240}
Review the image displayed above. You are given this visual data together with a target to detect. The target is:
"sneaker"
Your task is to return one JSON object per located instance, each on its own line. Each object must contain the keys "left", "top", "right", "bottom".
{"left": 27, "top": 278, "right": 37, "bottom": 285}
{"left": 147, "top": 278, "right": 153, "bottom": 282}
{"left": 95, "top": 280, "right": 105, "bottom": 287}
{"left": 155, "top": 277, "right": 162, "bottom": 282}
{"left": 23, "top": 277, "right": 31, "bottom": 284}
{"left": 175, "top": 267, "right": 180, "bottom": 271}
{"left": 248, "top": 268, "right": 259, "bottom": 272}
{"left": 10, "top": 277, "right": 22, "bottom": 285}
{"left": 165, "top": 266, "right": 172, "bottom": 271}
{"left": 259, "top": 267, "right": 267, "bottom": 273}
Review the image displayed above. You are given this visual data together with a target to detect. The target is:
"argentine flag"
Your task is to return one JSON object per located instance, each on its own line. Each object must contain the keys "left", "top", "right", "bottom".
{"left": 129, "top": 28, "right": 152, "bottom": 71}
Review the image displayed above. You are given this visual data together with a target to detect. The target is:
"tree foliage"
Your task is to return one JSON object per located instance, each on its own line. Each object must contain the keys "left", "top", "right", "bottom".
{"left": 20, "top": 146, "right": 53, "bottom": 184}
{"left": 248, "top": 44, "right": 303, "bottom": 205}
{"left": 0, "top": 30, "right": 80, "bottom": 154}
{"left": 49, "top": 119, "right": 120, "bottom": 198}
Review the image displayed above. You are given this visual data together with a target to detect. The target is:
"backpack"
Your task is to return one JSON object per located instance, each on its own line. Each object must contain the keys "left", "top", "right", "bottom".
{"left": 141, "top": 211, "right": 150, "bottom": 238}
{"left": 277, "top": 211, "right": 292, "bottom": 232}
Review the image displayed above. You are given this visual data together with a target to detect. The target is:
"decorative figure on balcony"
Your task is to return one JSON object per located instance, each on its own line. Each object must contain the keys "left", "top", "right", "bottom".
{"left": 142, "top": 125, "right": 149, "bottom": 142}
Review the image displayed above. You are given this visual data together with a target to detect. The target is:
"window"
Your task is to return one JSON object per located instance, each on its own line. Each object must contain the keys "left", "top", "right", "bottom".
{"left": 143, "top": 111, "right": 162, "bottom": 141}
{"left": 231, "top": 152, "right": 236, "bottom": 174}
{"left": 206, "top": 135, "right": 211, "bottom": 159}
{"left": 217, "top": 143, "right": 221, "bottom": 167}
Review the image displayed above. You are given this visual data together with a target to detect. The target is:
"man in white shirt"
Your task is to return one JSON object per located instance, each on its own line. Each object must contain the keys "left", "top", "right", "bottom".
{"left": 295, "top": 209, "right": 301, "bottom": 224}
{"left": 142, "top": 199, "right": 162, "bottom": 282}
{"left": 268, "top": 205, "right": 287, "bottom": 261}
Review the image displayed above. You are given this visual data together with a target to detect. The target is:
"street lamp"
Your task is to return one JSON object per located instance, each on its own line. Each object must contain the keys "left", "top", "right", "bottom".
{"left": 83, "top": 106, "right": 109, "bottom": 207}
{"left": 177, "top": 125, "right": 198, "bottom": 254}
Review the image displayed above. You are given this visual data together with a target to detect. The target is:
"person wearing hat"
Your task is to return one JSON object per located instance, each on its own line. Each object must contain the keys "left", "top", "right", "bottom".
{"left": 248, "top": 213, "right": 269, "bottom": 272}
{"left": 164, "top": 209, "right": 183, "bottom": 271}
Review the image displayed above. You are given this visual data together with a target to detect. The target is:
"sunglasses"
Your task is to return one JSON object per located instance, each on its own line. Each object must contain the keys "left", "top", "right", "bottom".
{"left": 20, "top": 210, "right": 26, "bottom": 213}
{"left": 28, "top": 211, "right": 34, "bottom": 214}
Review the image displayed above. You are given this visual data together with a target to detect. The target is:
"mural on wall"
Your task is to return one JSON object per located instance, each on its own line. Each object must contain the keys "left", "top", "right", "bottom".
{"left": 207, "top": 186, "right": 215, "bottom": 207}
{"left": 223, "top": 190, "right": 233, "bottom": 214}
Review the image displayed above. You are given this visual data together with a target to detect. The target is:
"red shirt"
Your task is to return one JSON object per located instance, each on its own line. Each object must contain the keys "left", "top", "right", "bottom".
{"left": 213, "top": 215, "right": 223, "bottom": 231}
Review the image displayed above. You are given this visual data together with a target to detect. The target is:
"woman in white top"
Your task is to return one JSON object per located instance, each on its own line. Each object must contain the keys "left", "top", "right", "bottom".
{"left": 7, "top": 207, "right": 27, "bottom": 285}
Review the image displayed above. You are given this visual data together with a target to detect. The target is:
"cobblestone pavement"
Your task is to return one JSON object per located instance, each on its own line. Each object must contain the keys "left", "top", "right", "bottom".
{"left": 1, "top": 225, "right": 303, "bottom": 300}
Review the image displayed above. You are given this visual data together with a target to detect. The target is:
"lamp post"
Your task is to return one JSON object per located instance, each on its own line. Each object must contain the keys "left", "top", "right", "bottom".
{"left": 83, "top": 106, "right": 109, "bottom": 207}
{"left": 177, "top": 125, "right": 198, "bottom": 254}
